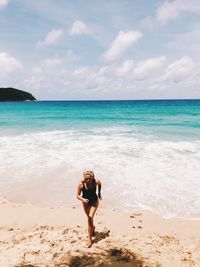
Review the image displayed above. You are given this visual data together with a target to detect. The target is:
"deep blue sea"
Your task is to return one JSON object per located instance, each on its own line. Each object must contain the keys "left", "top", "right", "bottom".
{"left": 0, "top": 100, "right": 200, "bottom": 218}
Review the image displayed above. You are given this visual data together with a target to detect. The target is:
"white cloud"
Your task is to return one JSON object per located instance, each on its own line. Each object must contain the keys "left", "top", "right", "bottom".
{"left": 116, "top": 60, "right": 135, "bottom": 75}
{"left": 133, "top": 56, "right": 167, "bottom": 78}
{"left": 37, "top": 28, "right": 63, "bottom": 47}
{"left": 22, "top": 55, "right": 200, "bottom": 100}
{"left": 141, "top": 0, "right": 200, "bottom": 30}
{"left": 168, "top": 27, "right": 200, "bottom": 53}
{"left": 0, "top": 52, "right": 22, "bottom": 76}
{"left": 103, "top": 30, "right": 142, "bottom": 62}
{"left": 162, "top": 56, "right": 194, "bottom": 82}
{"left": 156, "top": 0, "right": 200, "bottom": 24}
{"left": 70, "top": 20, "right": 91, "bottom": 36}
{"left": 0, "top": 0, "right": 9, "bottom": 8}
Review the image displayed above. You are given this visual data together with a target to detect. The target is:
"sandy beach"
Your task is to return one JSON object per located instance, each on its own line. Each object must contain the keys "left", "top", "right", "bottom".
{"left": 1, "top": 0, "right": 200, "bottom": 265}
{"left": 0, "top": 198, "right": 199, "bottom": 267}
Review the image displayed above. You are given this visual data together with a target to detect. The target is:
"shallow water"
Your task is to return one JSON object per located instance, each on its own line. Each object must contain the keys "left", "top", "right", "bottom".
{"left": 0, "top": 100, "right": 200, "bottom": 218}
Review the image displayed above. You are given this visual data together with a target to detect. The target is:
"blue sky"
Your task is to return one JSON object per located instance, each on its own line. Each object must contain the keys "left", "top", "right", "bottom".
{"left": 0, "top": 0, "right": 200, "bottom": 100}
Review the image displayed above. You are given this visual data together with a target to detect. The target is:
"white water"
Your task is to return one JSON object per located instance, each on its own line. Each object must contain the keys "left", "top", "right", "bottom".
{"left": 0, "top": 130, "right": 200, "bottom": 218}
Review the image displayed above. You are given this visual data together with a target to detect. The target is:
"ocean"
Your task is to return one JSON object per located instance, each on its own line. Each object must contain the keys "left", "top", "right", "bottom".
{"left": 0, "top": 100, "right": 200, "bottom": 218}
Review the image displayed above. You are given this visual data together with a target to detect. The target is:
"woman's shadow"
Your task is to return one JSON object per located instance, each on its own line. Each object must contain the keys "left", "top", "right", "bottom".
{"left": 93, "top": 229, "right": 110, "bottom": 244}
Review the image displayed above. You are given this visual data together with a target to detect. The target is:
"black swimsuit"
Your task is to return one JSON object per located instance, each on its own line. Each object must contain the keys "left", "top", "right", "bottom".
{"left": 82, "top": 180, "right": 98, "bottom": 206}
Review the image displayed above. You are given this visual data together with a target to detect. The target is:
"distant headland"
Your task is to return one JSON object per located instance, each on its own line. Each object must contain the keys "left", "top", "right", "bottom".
{"left": 0, "top": 87, "right": 36, "bottom": 101}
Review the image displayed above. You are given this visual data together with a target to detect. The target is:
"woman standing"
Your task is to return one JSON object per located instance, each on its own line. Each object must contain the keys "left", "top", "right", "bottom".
{"left": 77, "top": 170, "right": 102, "bottom": 247}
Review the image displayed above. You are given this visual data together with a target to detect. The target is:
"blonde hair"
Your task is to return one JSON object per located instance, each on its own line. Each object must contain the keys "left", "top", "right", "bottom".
{"left": 83, "top": 170, "right": 95, "bottom": 179}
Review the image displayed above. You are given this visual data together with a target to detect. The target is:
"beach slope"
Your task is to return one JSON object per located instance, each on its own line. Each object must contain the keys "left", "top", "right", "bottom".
{"left": 0, "top": 199, "right": 200, "bottom": 267}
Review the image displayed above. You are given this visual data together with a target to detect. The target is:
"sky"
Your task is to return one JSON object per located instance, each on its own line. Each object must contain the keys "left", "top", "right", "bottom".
{"left": 0, "top": 0, "right": 200, "bottom": 100}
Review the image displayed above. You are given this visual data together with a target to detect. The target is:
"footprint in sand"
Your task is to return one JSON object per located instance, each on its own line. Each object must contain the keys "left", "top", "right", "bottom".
{"left": 62, "top": 228, "right": 69, "bottom": 235}
{"left": 70, "top": 239, "right": 77, "bottom": 244}
{"left": 132, "top": 212, "right": 142, "bottom": 217}
{"left": 52, "top": 252, "right": 59, "bottom": 259}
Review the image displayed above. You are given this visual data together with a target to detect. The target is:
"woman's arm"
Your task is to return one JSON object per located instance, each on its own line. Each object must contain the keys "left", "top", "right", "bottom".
{"left": 77, "top": 182, "right": 89, "bottom": 203}
{"left": 96, "top": 179, "right": 102, "bottom": 200}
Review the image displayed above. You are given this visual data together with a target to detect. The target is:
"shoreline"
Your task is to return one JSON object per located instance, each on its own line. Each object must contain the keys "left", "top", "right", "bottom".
{"left": 0, "top": 198, "right": 200, "bottom": 266}
{"left": 2, "top": 195, "right": 200, "bottom": 221}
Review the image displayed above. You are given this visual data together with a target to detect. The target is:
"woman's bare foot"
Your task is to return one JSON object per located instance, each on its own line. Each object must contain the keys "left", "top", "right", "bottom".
{"left": 87, "top": 239, "right": 92, "bottom": 248}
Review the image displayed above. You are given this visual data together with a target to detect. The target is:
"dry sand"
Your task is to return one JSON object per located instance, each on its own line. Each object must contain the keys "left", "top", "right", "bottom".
{"left": 0, "top": 198, "right": 200, "bottom": 267}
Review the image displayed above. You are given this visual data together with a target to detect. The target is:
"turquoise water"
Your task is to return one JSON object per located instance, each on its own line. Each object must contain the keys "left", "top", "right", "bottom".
{"left": 0, "top": 100, "right": 200, "bottom": 139}
{"left": 0, "top": 100, "right": 200, "bottom": 218}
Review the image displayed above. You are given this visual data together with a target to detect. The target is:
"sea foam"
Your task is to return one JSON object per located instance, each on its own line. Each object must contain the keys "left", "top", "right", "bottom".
{"left": 0, "top": 129, "right": 200, "bottom": 218}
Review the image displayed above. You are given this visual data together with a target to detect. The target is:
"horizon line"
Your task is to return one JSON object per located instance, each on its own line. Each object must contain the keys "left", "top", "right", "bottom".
{"left": 35, "top": 98, "right": 200, "bottom": 101}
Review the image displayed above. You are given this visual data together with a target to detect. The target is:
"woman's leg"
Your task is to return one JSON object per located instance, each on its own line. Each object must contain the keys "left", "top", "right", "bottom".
{"left": 82, "top": 202, "right": 90, "bottom": 217}
{"left": 82, "top": 200, "right": 99, "bottom": 247}
{"left": 82, "top": 203, "right": 92, "bottom": 246}
{"left": 88, "top": 200, "right": 99, "bottom": 245}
